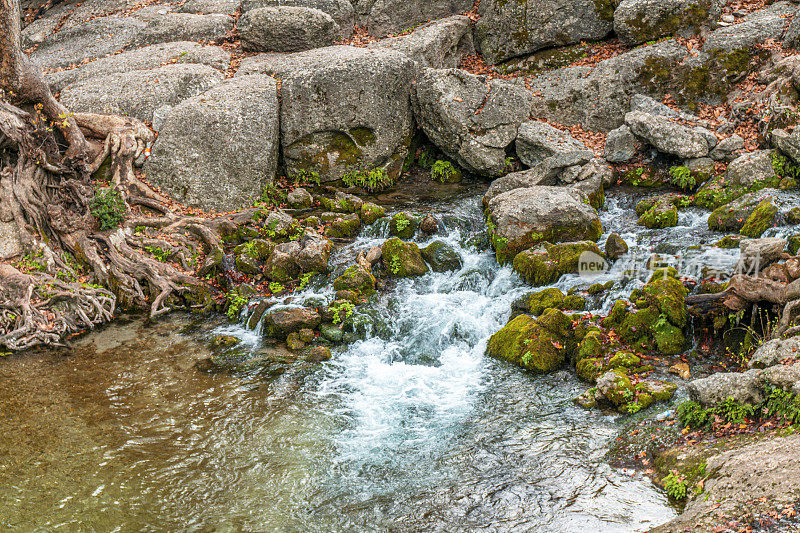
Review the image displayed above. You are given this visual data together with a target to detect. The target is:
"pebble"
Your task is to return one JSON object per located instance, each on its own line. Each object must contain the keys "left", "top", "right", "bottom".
{"left": 721, "top": 14, "right": 735, "bottom": 23}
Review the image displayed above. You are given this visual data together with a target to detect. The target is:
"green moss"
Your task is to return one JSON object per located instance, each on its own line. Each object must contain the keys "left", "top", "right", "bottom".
{"left": 638, "top": 201, "right": 678, "bottom": 229}
{"left": 381, "top": 237, "right": 429, "bottom": 278}
{"left": 517, "top": 287, "right": 586, "bottom": 316}
{"left": 652, "top": 314, "right": 686, "bottom": 354}
{"left": 349, "top": 127, "right": 376, "bottom": 146}
{"left": 359, "top": 202, "right": 386, "bottom": 225}
{"left": 715, "top": 235, "right": 744, "bottom": 249}
{"left": 430, "top": 160, "right": 462, "bottom": 183}
{"left": 609, "top": 351, "right": 641, "bottom": 369}
{"left": 739, "top": 199, "right": 777, "bottom": 238}
{"left": 512, "top": 241, "right": 605, "bottom": 287}
{"left": 789, "top": 234, "right": 800, "bottom": 255}
{"left": 591, "top": 0, "right": 617, "bottom": 22}
{"left": 486, "top": 309, "right": 575, "bottom": 373}
{"left": 487, "top": 215, "right": 603, "bottom": 265}
{"left": 333, "top": 265, "right": 375, "bottom": 294}
{"left": 326, "top": 215, "right": 361, "bottom": 238}
{"left": 577, "top": 357, "right": 605, "bottom": 382}
{"left": 643, "top": 277, "right": 688, "bottom": 328}
{"left": 389, "top": 212, "right": 420, "bottom": 239}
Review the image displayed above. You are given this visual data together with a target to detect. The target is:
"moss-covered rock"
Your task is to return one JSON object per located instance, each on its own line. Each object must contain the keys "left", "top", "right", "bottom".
{"left": 332, "top": 191, "right": 363, "bottom": 213}
{"left": 637, "top": 380, "right": 678, "bottom": 402}
{"left": 708, "top": 192, "right": 776, "bottom": 233}
{"left": 381, "top": 237, "right": 429, "bottom": 277}
{"left": 320, "top": 322, "right": 344, "bottom": 343}
{"left": 512, "top": 287, "right": 586, "bottom": 317}
{"left": 389, "top": 211, "right": 420, "bottom": 239}
{"left": 332, "top": 265, "right": 376, "bottom": 294}
{"left": 486, "top": 309, "right": 574, "bottom": 373}
{"left": 209, "top": 334, "right": 241, "bottom": 351}
{"left": 715, "top": 234, "right": 744, "bottom": 248}
{"left": 512, "top": 241, "right": 604, "bottom": 286}
{"left": 638, "top": 197, "right": 679, "bottom": 229}
{"left": 574, "top": 387, "right": 601, "bottom": 409}
{"left": 286, "top": 332, "right": 306, "bottom": 350}
{"left": 605, "top": 232, "right": 629, "bottom": 259}
{"left": 643, "top": 277, "right": 689, "bottom": 328}
{"left": 576, "top": 356, "right": 605, "bottom": 382}
{"left": 360, "top": 202, "right": 386, "bottom": 225}
{"left": 420, "top": 240, "right": 463, "bottom": 272}
{"left": 325, "top": 213, "right": 361, "bottom": 238}
{"left": 652, "top": 315, "right": 686, "bottom": 354}
{"left": 609, "top": 350, "right": 641, "bottom": 369}
{"left": 739, "top": 198, "right": 777, "bottom": 238}
{"left": 789, "top": 234, "right": 800, "bottom": 255}
{"left": 576, "top": 330, "right": 604, "bottom": 364}
{"left": 597, "top": 370, "right": 636, "bottom": 406}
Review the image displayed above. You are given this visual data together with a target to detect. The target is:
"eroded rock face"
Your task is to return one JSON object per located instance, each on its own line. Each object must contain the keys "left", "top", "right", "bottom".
{"left": 238, "top": 46, "right": 416, "bottom": 182}
{"left": 354, "top": 0, "right": 473, "bottom": 38}
{"left": 475, "top": 0, "right": 613, "bottom": 65}
{"left": 411, "top": 68, "right": 532, "bottom": 176}
{"left": 614, "top": 0, "right": 720, "bottom": 46}
{"left": 749, "top": 336, "right": 800, "bottom": 369}
{"left": 263, "top": 307, "right": 321, "bottom": 338}
{"left": 725, "top": 150, "right": 776, "bottom": 188}
{"left": 241, "top": 0, "right": 354, "bottom": 39}
{"left": 625, "top": 111, "right": 714, "bottom": 158}
{"left": 145, "top": 75, "right": 279, "bottom": 212}
{"left": 687, "top": 369, "right": 765, "bottom": 407}
{"left": 239, "top": 7, "right": 339, "bottom": 53}
{"left": 367, "top": 15, "right": 474, "bottom": 69}
{"left": 59, "top": 63, "right": 224, "bottom": 123}
{"left": 515, "top": 121, "right": 594, "bottom": 168}
{"left": 131, "top": 12, "right": 234, "bottom": 47}
{"left": 485, "top": 186, "right": 602, "bottom": 263}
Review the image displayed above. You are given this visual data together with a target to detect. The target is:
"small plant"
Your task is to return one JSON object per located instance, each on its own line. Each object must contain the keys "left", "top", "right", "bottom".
{"left": 676, "top": 401, "right": 711, "bottom": 430}
{"left": 226, "top": 291, "right": 248, "bottom": 320}
{"left": 260, "top": 182, "right": 287, "bottom": 207}
{"left": 298, "top": 271, "right": 316, "bottom": 290}
{"left": 762, "top": 386, "right": 800, "bottom": 424}
{"left": 90, "top": 187, "right": 126, "bottom": 230}
{"left": 663, "top": 472, "right": 688, "bottom": 500}
{"left": 389, "top": 255, "right": 402, "bottom": 274}
{"left": 134, "top": 225, "right": 146, "bottom": 235}
{"left": 773, "top": 152, "right": 800, "bottom": 181}
{"left": 331, "top": 301, "right": 355, "bottom": 324}
{"left": 293, "top": 169, "right": 321, "bottom": 186}
{"left": 269, "top": 282, "right": 285, "bottom": 294}
{"left": 341, "top": 167, "right": 393, "bottom": 191}
{"left": 395, "top": 214, "right": 410, "bottom": 233}
{"left": 19, "top": 250, "right": 46, "bottom": 272}
{"left": 714, "top": 396, "right": 756, "bottom": 424}
{"left": 669, "top": 166, "right": 696, "bottom": 191}
{"left": 416, "top": 146, "right": 436, "bottom": 169}
{"left": 144, "top": 245, "right": 170, "bottom": 262}
{"left": 430, "top": 160, "right": 460, "bottom": 183}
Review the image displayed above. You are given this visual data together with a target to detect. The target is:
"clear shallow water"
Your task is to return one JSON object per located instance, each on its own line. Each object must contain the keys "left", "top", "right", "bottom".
{"left": 0, "top": 188, "right": 694, "bottom": 532}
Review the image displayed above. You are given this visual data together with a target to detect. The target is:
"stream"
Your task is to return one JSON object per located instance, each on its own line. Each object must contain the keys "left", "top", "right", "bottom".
{"left": 2, "top": 182, "right": 771, "bottom": 532}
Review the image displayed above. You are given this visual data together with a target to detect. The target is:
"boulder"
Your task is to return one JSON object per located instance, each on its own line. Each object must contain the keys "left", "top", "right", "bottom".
{"left": 625, "top": 111, "right": 713, "bottom": 158}
{"left": 238, "top": 46, "right": 416, "bottom": 182}
{"left": 239, "top": 7, "right": 339, "bottom": 53}
{"left": 295, "top": 233, "right": 333, "bottom": 272}
{"left": 389, "top": 212, "right": 420, "bottom": 239}
{"left": 749, "top": 336, "right": 800, "bottom": 369}
{"left": 45, "top": 42, "right": 230, "bottom": 93}
{"left": 354, "top": 0, "right": 473, "bottom": 37}
{"left": 411, "top": 68, "right": 532, "bottom": 176}
{"left": 515, "top": 121, "right": 594, "bottom": 168}
{"left": 486, "top": 309, "right": 575, "bottom": 373}
{"left": 59, "top": 63, "right": 224, "bottom": 123}
{"left": 475, "top": 0, "right": 613, "bottom": 65}
{"left": 30, "top": 17, "right": 147, "bottom": 70}
{"left": 325, "top": 213, "right": 361, "bottom": 238}
{"left": 333, "top": 265, "right": 376, "bottom": 293}
{"left": 381, "top": 238, "right": 429, "bottom": 277}
{"left": 762, "top": 362, "right": 800, "bottom": 395}
{"left": 179, "top": 0, "right": 241, "bottom": 14}
{"left": 360, "top": 203, "right": 386, "bottom": 225}
{"left": 637, "top": 196, "right": 678, "bottom": 229}
{"left": 597, "top": 370, "right": 636, "bottom": 406}
{"left": 604, "top": 125, "right": 638, "bottom": 162}
{"left": 512, "top": 241, "right": 604, "bottom": 286}
{"left": 368, "top": 15, "right": 474, "bottom": 69}
{"left": 614, "top": 0, "right": 720, "bottom": 46}
{"left": 241, "top": 0, "right": 354, "bottom": 39}
{"left": 605, "top": 233, "right": 629, "bottom": 259}
{"left": 725, "top": 149, "right": 777, "bottom": 188}
{"left": 687, "top": 369, "right": 765, "bottom": 407}
{"left": 145, "top": 74, "right": 278, "bottom": 212}
{"left": 263, "top": 307, "right": 321, "bottom": 338}
{"left": 131, "top": 12, "right": 233, "bottom": 46}
{"left": 702, "top": 2, "right": 795, "bottom": 56}
{"left": 485, "top": 186, "right": 602, "bottom": 263}
{"left": 265, "top": 242, "right": 302, "bottom": 281}
{"left": 511, "top": 287, "right": 585, "bottom": 317}
{"left": 420, "top": 240, "right": 463, "bottom": 272}
{"left": 735, "top": 237, "right": 786, "bottom": 273}
{"left": 709, "top": 134, "right": 744, "bottom": 161}
{"left": 772, "top": 128, "right": 800, "bottom": 165}
{"left": 287, "top": 187, "right": 313, "bottom": 209}
{"left": 708, "top": 191, "right": 777, "bottom": 234}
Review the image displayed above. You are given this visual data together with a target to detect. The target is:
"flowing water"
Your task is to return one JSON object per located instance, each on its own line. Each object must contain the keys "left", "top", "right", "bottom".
{"left": 3, "top": 182, "right": 768, "bottom": 532}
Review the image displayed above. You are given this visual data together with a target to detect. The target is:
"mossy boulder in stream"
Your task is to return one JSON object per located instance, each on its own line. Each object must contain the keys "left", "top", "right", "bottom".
{"left": 389, "top": 212, "right": 421, "bottom": 240}
{"left": 420, "top": 240, "right": 463, "bottom": 272}
{"left": 333, "top": 265, "right": 376, "bottom": 294}
{"left": 359, "top": 202, "right": 386, "bottom": 225}
{"left": 708, "top": 191, "right": 776, "bottom": 233}
{"left": 486, "top": 309, "right": 575, "bottom": 373}
{"left": 637, "top": 197, "right": 679, "bottom": 229}
{"left": 381, "top": 237, "right": 429, "bottom": 277}
{"left": 263, "top": 307, "right": 321, "bottom": 339}
{"left": 511, "top": 287, "right": 586, "bottom": 317}
{"left": 512, "top": 241, "right": 604, "bottom": 287}
{"left": 739, "top": 198, "right": 778, "bottom": 238}
{"left": 596, "top": 370, "right": 636, "bottom": 406}
{"left": 325, "top": 213, "right": 362, "bottom": 238}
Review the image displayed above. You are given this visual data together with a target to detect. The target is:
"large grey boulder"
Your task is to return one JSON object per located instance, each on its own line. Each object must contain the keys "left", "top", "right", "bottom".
{"left": 368, "top": 15, "right": 474, "bottom": 69}
{"left": 515, "top": 121, "right": 593, "bottom": 168}
{"left": 354, "top": 0, "right": 473, "bottom": 38}
{"left": 131, "top": 12, "right": 234, "bottom": 46}
{"left": 749, "top": 337, "right": 800, "bottom": 369}
{"left": 735, "top": 237, "right": 787, "bottom": 273}
{"left": 238, "top": 46, "right": 416, "bottom": 182}
{"left": 725, "top": 150, "right": 777, "bottom": 188}
{"left": 411, "top": 68, "right": 532, "bottom": 177}
{"left": 59, "top": 63, "right": 224, "bottom": 123}
{"left": 241, "top": 0, "right": 354, "bottom": 39}
{"left": 239, "top": 7, "right": 339, "bottom": 53}
{"left": 145, "top": 75, "right": 279, "bottom": 212}
{"left": 687, "top": 369, "right": 765, "bottom": 407}
{"left": 178, "top": 0, "right": 241, "bottom": 14}
{"left": 527, "top": 39, "right": 687, "bottom": 132}
{"left": 702, "top": 2, "right": 795, "bottom": 55}
{"left": 30, "top": 17, "right": 147, "bottom": 70}
{"left": 763, "top": 362, "right": 800, "bottom": 395}
{"left": 475, "top": 0, "right": 613, "bottom": 65}
{"left": 709, "top": 134, "right": 744, "bottom": 161}
{"left": 614, "top": 0, "right": 720, "bottom": 46}
{"left": 485, "top": 186, "right": 602, "bottom": 260}
{"left": 772, "top": 128, "right": 800, "bottom": 164}
{"left": 625, "top": 111, "right": 714, "bottom": 158}
{"left": 46, "top": 42, "right": 231, "bottom": 92}
{"left": 604, "top": 125, "right": 638, "bottom": 162}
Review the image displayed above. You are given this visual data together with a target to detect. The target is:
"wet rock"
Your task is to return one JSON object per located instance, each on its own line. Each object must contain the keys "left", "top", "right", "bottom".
{"left": 486, "top": 309, "right": 575, "bottom": 373}
{"left": 381, "top": 238, "right": 429, "bottom": 277}
{"left": 625, "top": 111, "right": 713, "bottom": 159}
{"left": 241, "top": 0, "right": 353, "bottom": 39}
{"left": 295, "top": 234, "right": 333, "bottom": 272}
{"left": 411, "top": 68, "right": 532, "bottom": 177}
{"left": 605, "top": 233, "right": 629, "bottom": 259}
{"left": 360, "top": 203, "right": 386, "bottom": 225}
{"left": 60, "top": 63, "right": 224, "bottom": 124}
{"left": 325, "top": 214, "right": 362, "bottom": 238}
{"left": 145, "top": 75, "right": 278, "bottom": 211}
{"left": 368, "top": 15, "right": 474, "bottom": 69}
{"left": 265, "top": 242, "right": 301, "bottom": 281}
{"left": 637, "top": 379, "right": 678, "bottom": 402}
{"left": 332, "top": 191, "right": 364, "bottom": 213}
{"left": 355, "top": 0, "right": 473, "bottom": 37}
{"left": 262, "top": 210, "right": 299, "bottom": 239}
{"left": 475, "top": 0, "right": 613, "bottom": 65}
{"left": 604, "top": 125, "right": 638, "bottom": 163}
{"left": 708, "top": 191, "right": 777, "bottom": 234}
{"left": 597, "top": 370, "right": 636, "bottom": 406}
{"left": 748, "top": 336, "right": 800, "bottom": 369}
{"left": 286, "top": 331, "right": 306, "bottom": 350}
{"left": 45, "top": 41, "right": 230, "bottom": 93}
{"left": 577, "top": 357, "right": 606, "bottom": 383}
{"left": 389, "top": 212, "right": 421, "bottom": 240}
{"left": 287, "top": 187, "right": 313, "bottom": 209}
{"left": 263, "top": 307, "right": 321, "bottom": 338}
{"left": 709, "top": 134, "right": 744, "bottom": 161}
{"left": 638, "top": 196, "right": 679, "bottom": 229}
{"left": 485, "top": 186, "right": 602, "bottom": 263}
{"left": 320, "top": 322, "right": 344, "bottom": 343}
{"left": 239, "top": 7, "right": 339, "bottom": 53}
{"left": 614, "top": 0, "right": 719, "bottom": 46}
{"left": 515, "top": 121, "right": 594, "bottom": 168}
{"left": 511, "top": 287, "right": 585, "bottom": 317}
{"left": 512, "top": 241, "right": 604, "bottom": 287}
{"left": 687, "top": 369, "right": 765, "bottom": 408}
{"left": 332, "top": 265, "right": 376, "bottom": 294}
{"left": 736, "top": 237, "right": 787, "bottom": 274}
{"left": 420, "top": 240, "right": 463, "bottom": 272}
{"left": 238, "top": 46, "right": 416, "bottom": 182}
{"left": 725, "top": 150, "right": 778, "bottom": 188}
{"left": 302, "top": 345, "right": 332, "bottom": 362}
{"left": 247, "top": 300, "right": 274, "bottom": 329}
{"left": 420, "top": 215, "right": 438, "bottom": 235}
{"left": 209, "top": 334, "right": 241, "bottom": 350}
